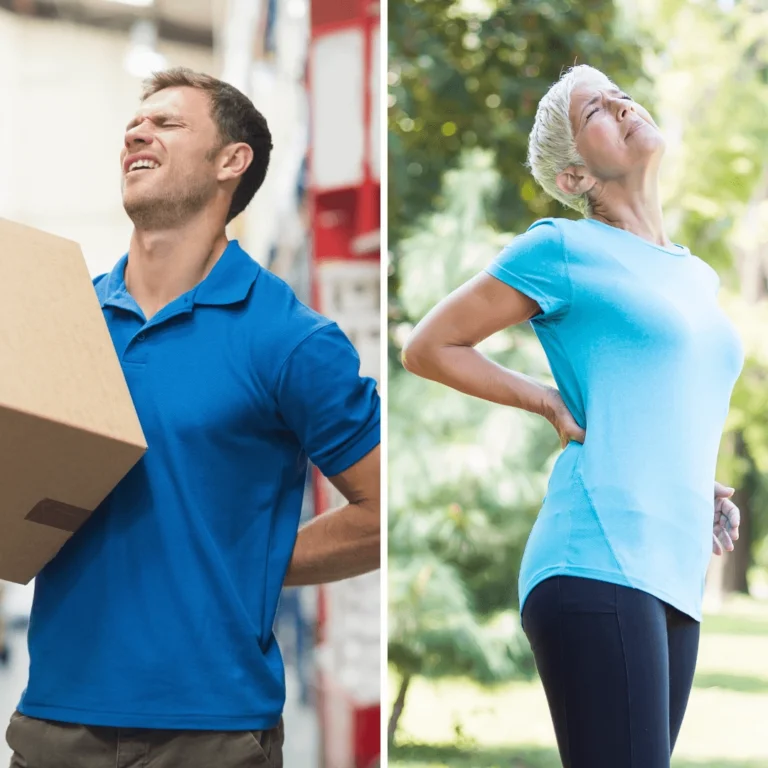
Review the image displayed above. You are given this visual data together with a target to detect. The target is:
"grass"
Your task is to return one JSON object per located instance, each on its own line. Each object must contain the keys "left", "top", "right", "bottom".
{"left": 389, "top": 595, "right": 768, "bottom": 768}
{"left": 694, "top": 672, "right": 768, "bottom": 694}
{"left": 390, "top": 743, "right": 768, "bottom": 768}
{"left": 390, "top": 743, "right": 561, "bottom": 768}
{"left": 699, "top": 614, "right": 768, "bottom": 637}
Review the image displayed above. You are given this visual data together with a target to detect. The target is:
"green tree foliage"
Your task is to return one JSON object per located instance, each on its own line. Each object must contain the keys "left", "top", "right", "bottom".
{"left": 388, "top": 154, "right": 548, "bottom": 741}
{"left": 387, "top": 0, "right": 768, "bottom": 746}
{"left": 388, "top": 0, "right": 649, "bottom": 246}
{"left": 645, "top": 0, "right": 768, "bottom": 274}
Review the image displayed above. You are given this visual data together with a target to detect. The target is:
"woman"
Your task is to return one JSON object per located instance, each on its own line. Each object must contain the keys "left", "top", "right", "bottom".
{"left": 402, "top": 65, "right": 744, "bottom": 768}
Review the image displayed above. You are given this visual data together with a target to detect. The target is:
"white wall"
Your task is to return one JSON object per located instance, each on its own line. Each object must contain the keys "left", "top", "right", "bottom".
{"left": 0, "top": 10, "right": 214, "bottom": 278}
{"left": 238, "top": 0, "right": 309, "bottom": 265}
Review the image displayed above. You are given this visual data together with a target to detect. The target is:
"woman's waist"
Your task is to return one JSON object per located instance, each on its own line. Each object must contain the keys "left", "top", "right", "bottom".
{"left": 523, "top": 496, "right": 713, "bottom": 596}
{"left": 545, "top": 471, "right": 713, "bottom": 518}
{"left": 549, "top": 435, "right": 718, "bottom": 500}
{"left": 539, "top": 476, "right": 713, "bottom": 553}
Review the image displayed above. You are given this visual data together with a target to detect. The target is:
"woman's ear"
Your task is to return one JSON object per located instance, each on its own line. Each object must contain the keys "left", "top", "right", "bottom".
{"left": 556, "top": 165, "right": 595, "bottom": 197}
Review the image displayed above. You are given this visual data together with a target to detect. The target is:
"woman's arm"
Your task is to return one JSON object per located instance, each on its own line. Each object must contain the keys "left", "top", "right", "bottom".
{"left": 402, "top": 272, "right": 584, "bottom": 447}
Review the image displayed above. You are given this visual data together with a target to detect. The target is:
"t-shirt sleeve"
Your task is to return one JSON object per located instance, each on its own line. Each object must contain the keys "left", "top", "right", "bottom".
{"left": 704, "top": 261, "right": 721, "bottom": 294}
{"left": 484, "top": 219, "right": 571, "bottom": 319}
{"left": 275, "top": 323, "right": 380, "bottom": 477}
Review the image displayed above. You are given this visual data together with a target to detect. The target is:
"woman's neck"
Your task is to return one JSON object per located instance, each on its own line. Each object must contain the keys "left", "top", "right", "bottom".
{"left": 587, "top": 168, "right": 671, "bottom": 249}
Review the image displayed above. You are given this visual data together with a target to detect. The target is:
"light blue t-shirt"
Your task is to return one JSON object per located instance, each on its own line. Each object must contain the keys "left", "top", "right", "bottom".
{"left": 486, "top": 217, "right": 744, "bottom": 621}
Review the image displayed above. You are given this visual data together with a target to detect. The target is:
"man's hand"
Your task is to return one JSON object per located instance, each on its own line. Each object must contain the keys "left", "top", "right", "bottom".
{"left": 713, "top": 481, "right": 740, "bottom": 556}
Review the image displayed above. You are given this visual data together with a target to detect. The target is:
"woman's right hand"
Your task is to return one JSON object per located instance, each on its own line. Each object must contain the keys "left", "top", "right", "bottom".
{"left": 541, "top": 388, "right": 586, "bottom": 449}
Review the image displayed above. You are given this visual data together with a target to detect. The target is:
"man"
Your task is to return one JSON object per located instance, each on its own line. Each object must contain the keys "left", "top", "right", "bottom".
{"left": 5, "top": 68, "right": 380, "bottom": 768}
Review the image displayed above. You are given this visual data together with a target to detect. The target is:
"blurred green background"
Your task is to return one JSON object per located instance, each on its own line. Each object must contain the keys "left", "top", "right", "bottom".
{"left": 387, "top": 0, "right": 768, "bottom": 765}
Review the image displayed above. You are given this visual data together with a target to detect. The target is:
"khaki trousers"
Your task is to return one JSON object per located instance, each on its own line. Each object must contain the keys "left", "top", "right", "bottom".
{"left": 6, "top": 710, "right": 283, "bottom": 768}
{"left": 0, "top": 582, "right": 5, "bottom": 652}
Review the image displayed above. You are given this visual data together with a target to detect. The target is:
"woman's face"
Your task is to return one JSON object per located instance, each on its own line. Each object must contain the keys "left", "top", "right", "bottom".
{"left": 568, "top": 76, "right": 664, "bottom": 182}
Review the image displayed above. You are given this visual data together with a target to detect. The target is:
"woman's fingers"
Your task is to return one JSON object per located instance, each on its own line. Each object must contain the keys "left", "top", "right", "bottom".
{"left": 547, "top": 391, "right": 584, "bottom": 449}
{"left": 711, "top": 485, "right": 740, "bottom": 554}
{"left": 714, "top": 481, "right": 735, "bottom": 499}
{"left": 564, "top": 413, "right": 585, "bottom": 445}
{"left": 717, "top": 526, "right": 734, "bottom": 552}
{"left": 557, "top": 418, "right": 585, "bottom": 448}
{"left": 716, "top": 498, "right": 741, "bottom": 540}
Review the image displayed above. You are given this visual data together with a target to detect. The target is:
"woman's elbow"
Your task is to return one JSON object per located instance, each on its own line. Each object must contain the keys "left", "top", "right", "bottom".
{"left": 401, "top": 333, "right": 429, "bottom": 376}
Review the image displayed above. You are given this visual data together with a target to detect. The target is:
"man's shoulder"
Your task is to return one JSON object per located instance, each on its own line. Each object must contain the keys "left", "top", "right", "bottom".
{"left": 248, "top": 266, "right": 333, "bottom": 341}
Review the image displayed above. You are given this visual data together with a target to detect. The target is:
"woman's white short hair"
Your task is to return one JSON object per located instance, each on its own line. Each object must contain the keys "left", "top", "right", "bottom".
{"left": 527, "top": 64, "right": 616, "bottom": 216}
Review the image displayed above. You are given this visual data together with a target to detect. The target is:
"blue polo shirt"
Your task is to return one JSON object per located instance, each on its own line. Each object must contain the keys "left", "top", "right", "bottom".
{"left": 17, "top": 240, "right": 380, "bottom": 730}
{"left": 486, "top": 218, "right": 743, "bottom": 622}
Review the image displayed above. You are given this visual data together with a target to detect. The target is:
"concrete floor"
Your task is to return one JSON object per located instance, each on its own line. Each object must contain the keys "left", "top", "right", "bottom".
{"left": 0, "top": 585, "right": 318, "bottom": 767}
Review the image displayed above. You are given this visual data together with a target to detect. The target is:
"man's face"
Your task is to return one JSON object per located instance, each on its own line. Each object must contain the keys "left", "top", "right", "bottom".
{"left": 120, "top": 86, "right": 223, "bottom": 229}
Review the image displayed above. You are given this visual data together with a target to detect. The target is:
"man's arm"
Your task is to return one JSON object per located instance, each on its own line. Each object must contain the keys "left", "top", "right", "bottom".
{"left": 284, "top": 444, "right": 380, "bottom": 586}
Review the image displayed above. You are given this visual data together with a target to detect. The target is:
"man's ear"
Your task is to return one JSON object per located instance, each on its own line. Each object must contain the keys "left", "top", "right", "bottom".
{"left": 555, "top": 165, "right": 595, "bottom": 197}
{"left": 217, "top": 142, "right": 254, "bottom": 183}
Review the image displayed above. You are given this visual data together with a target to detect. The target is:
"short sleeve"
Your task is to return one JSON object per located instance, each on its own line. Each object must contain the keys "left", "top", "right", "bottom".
{"left": 701, "top": 259, "right": 721, "bottom": 295}
{"left": 275, "top": 323, "right": 380, "bottom": 477}
{"left": 485, "top": 219, "right": 571, "bottom": 320}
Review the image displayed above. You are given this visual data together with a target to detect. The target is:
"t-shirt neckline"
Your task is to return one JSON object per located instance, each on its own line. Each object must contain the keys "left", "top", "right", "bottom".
{"left": 584, "top": 217, "right": 690, "bottom": 257}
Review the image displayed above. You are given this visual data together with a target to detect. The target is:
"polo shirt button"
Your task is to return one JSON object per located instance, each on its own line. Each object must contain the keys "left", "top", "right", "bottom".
{"left": 137, "top": 333, "right": 146, "bottom": 341}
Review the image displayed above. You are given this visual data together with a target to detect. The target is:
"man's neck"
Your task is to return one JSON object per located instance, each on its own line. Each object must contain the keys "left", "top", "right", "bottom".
{"left": 124, "top": 217, "right": 229, "bottom": 320}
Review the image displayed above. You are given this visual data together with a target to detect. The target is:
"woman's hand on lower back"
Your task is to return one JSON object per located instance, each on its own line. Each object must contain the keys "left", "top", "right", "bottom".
{"left": 541, "top": 387, "right": 586, "bottom": 450}
{"left": 713, "top": 481, "right": 740, "bottom": 555}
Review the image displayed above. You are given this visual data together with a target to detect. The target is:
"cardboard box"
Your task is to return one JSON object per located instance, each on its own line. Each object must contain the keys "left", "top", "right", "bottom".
{"left": 0, "top": 219, "right": 147, "bottom": 584}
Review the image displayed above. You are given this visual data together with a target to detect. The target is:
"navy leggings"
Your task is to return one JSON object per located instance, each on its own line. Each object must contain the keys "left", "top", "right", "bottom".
{"left": 522, "top": 576, "right": 700, "bottom": 768}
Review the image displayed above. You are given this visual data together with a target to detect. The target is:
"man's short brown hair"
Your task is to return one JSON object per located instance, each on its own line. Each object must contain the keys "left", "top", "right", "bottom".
{"left": 141, "top": 67, "right": 273, "bottom": 224}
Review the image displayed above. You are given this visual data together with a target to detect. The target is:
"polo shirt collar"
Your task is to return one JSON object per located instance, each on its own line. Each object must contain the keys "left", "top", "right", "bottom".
{"left": 96, "top": 240, "right": 261, "bottom": 311}
{"left": 96, "top": 253, "right": 132, "bottom": 312}
{"left": 192, "top": 240, "right": 261, "bottom": 306}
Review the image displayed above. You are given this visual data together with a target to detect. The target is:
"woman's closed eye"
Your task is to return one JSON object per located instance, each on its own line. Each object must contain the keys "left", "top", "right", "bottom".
{"left": 587, "top": 93, "right": 633, "bottom": 121}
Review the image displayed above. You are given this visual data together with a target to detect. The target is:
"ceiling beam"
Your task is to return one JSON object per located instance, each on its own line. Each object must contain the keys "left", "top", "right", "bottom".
{"left": 0, "top": 0, "right": 213, "bottom": 48}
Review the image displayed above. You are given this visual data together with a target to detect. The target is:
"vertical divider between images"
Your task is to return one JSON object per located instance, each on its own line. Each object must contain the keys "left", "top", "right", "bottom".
{"left": 378, "top": 0, "right": 391, "bottom": 763}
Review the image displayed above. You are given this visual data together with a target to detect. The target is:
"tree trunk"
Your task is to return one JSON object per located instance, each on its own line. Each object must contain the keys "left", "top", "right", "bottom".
{"left": 723, "top": 431, "right": 754, "bottom": 594}
{"left": 388, "top": 673, "right": 412, "bottom": 747}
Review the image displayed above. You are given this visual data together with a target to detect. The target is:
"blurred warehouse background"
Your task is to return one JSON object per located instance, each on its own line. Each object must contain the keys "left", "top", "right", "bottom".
{"left": 0, "top": 1, "right": 381, "bottom": 766}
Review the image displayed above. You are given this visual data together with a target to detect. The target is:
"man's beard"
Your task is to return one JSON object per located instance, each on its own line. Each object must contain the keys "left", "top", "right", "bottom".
{"left": 123, "top": 175, "right": 214, "bottom": 230}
